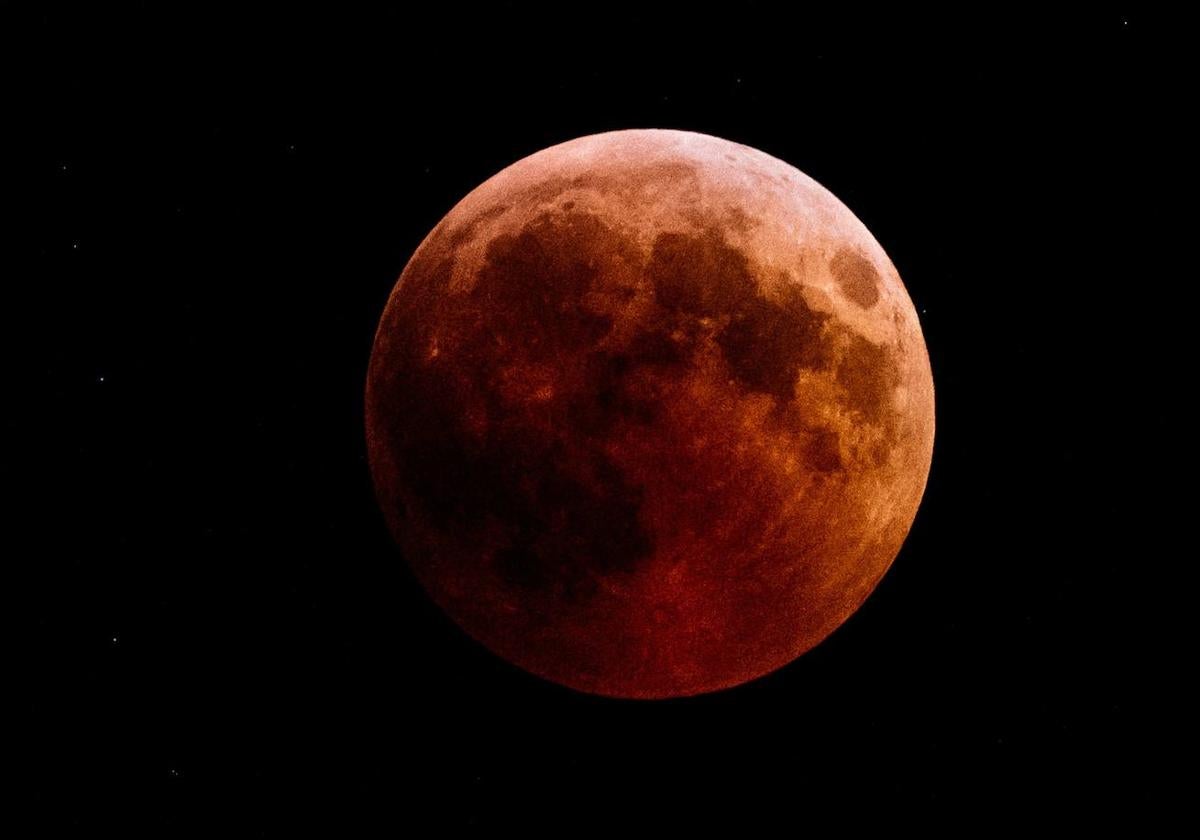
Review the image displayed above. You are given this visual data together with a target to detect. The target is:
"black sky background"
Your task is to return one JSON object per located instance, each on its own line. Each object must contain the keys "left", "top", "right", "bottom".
{"left": 15, "top": 5, "right": 1181, "bottom": 831}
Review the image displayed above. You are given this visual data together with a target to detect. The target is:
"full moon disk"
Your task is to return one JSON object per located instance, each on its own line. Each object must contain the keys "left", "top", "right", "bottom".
{"left": 366, "top": 130, "right": 934, "bottom": 698}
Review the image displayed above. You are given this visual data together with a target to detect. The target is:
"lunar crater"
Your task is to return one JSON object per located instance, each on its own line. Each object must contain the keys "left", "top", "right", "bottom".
{"left": 831, "top": 247, "right": 882, "bottom": 309}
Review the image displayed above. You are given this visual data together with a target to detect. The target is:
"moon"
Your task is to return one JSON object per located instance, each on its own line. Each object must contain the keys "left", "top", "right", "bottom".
{"left": 366, "top": 130, "right": 934, "bottom": 698}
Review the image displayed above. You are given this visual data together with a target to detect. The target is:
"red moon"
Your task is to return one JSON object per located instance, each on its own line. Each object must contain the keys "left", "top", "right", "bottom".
{"left": 366, "top": 130, "right": 934, "bottom": 698}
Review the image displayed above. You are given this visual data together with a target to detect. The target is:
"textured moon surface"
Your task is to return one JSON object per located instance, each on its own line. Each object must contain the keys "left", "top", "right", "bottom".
{"left": 366, "top": 130, "right": 934, "bottom": 698}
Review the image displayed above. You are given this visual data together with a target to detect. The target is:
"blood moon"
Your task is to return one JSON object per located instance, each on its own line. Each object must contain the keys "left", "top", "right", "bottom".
{"left": 366, "top": 130, "right": 934, "bottom": 698}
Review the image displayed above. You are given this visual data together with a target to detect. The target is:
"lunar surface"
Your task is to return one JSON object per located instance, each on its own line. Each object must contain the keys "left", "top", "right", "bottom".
{"left": 366, "top": 130, "right": 934, "bottom": 698}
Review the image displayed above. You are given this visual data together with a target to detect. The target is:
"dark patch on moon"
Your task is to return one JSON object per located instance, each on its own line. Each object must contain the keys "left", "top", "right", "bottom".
{"left": 648, "top": 229, "right": 757, "bottom": 318}
{"left": 489, "top": 447, "right": 652, "bottom": 600}
{"left": 717, "top": 284, "right": 830, "bottom": 403}
{"left": 805, "top": 429, "right": 844, "bottom": 473}
{"left": 372, "top": 208, "right": 658, "bottom": 604}
{"left": 831, "top": 247, "right": 881, "bottom": 309}
{"left": 645, "top": 228, "right": 831, "bottom": 404}
{"left": 472, "top": 213, "right": 618, "bottom": 362}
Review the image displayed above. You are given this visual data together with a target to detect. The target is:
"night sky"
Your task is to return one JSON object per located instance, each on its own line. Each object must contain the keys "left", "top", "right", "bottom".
{"left": 18, "top": 6, "right": 1178, "bottom": 831}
